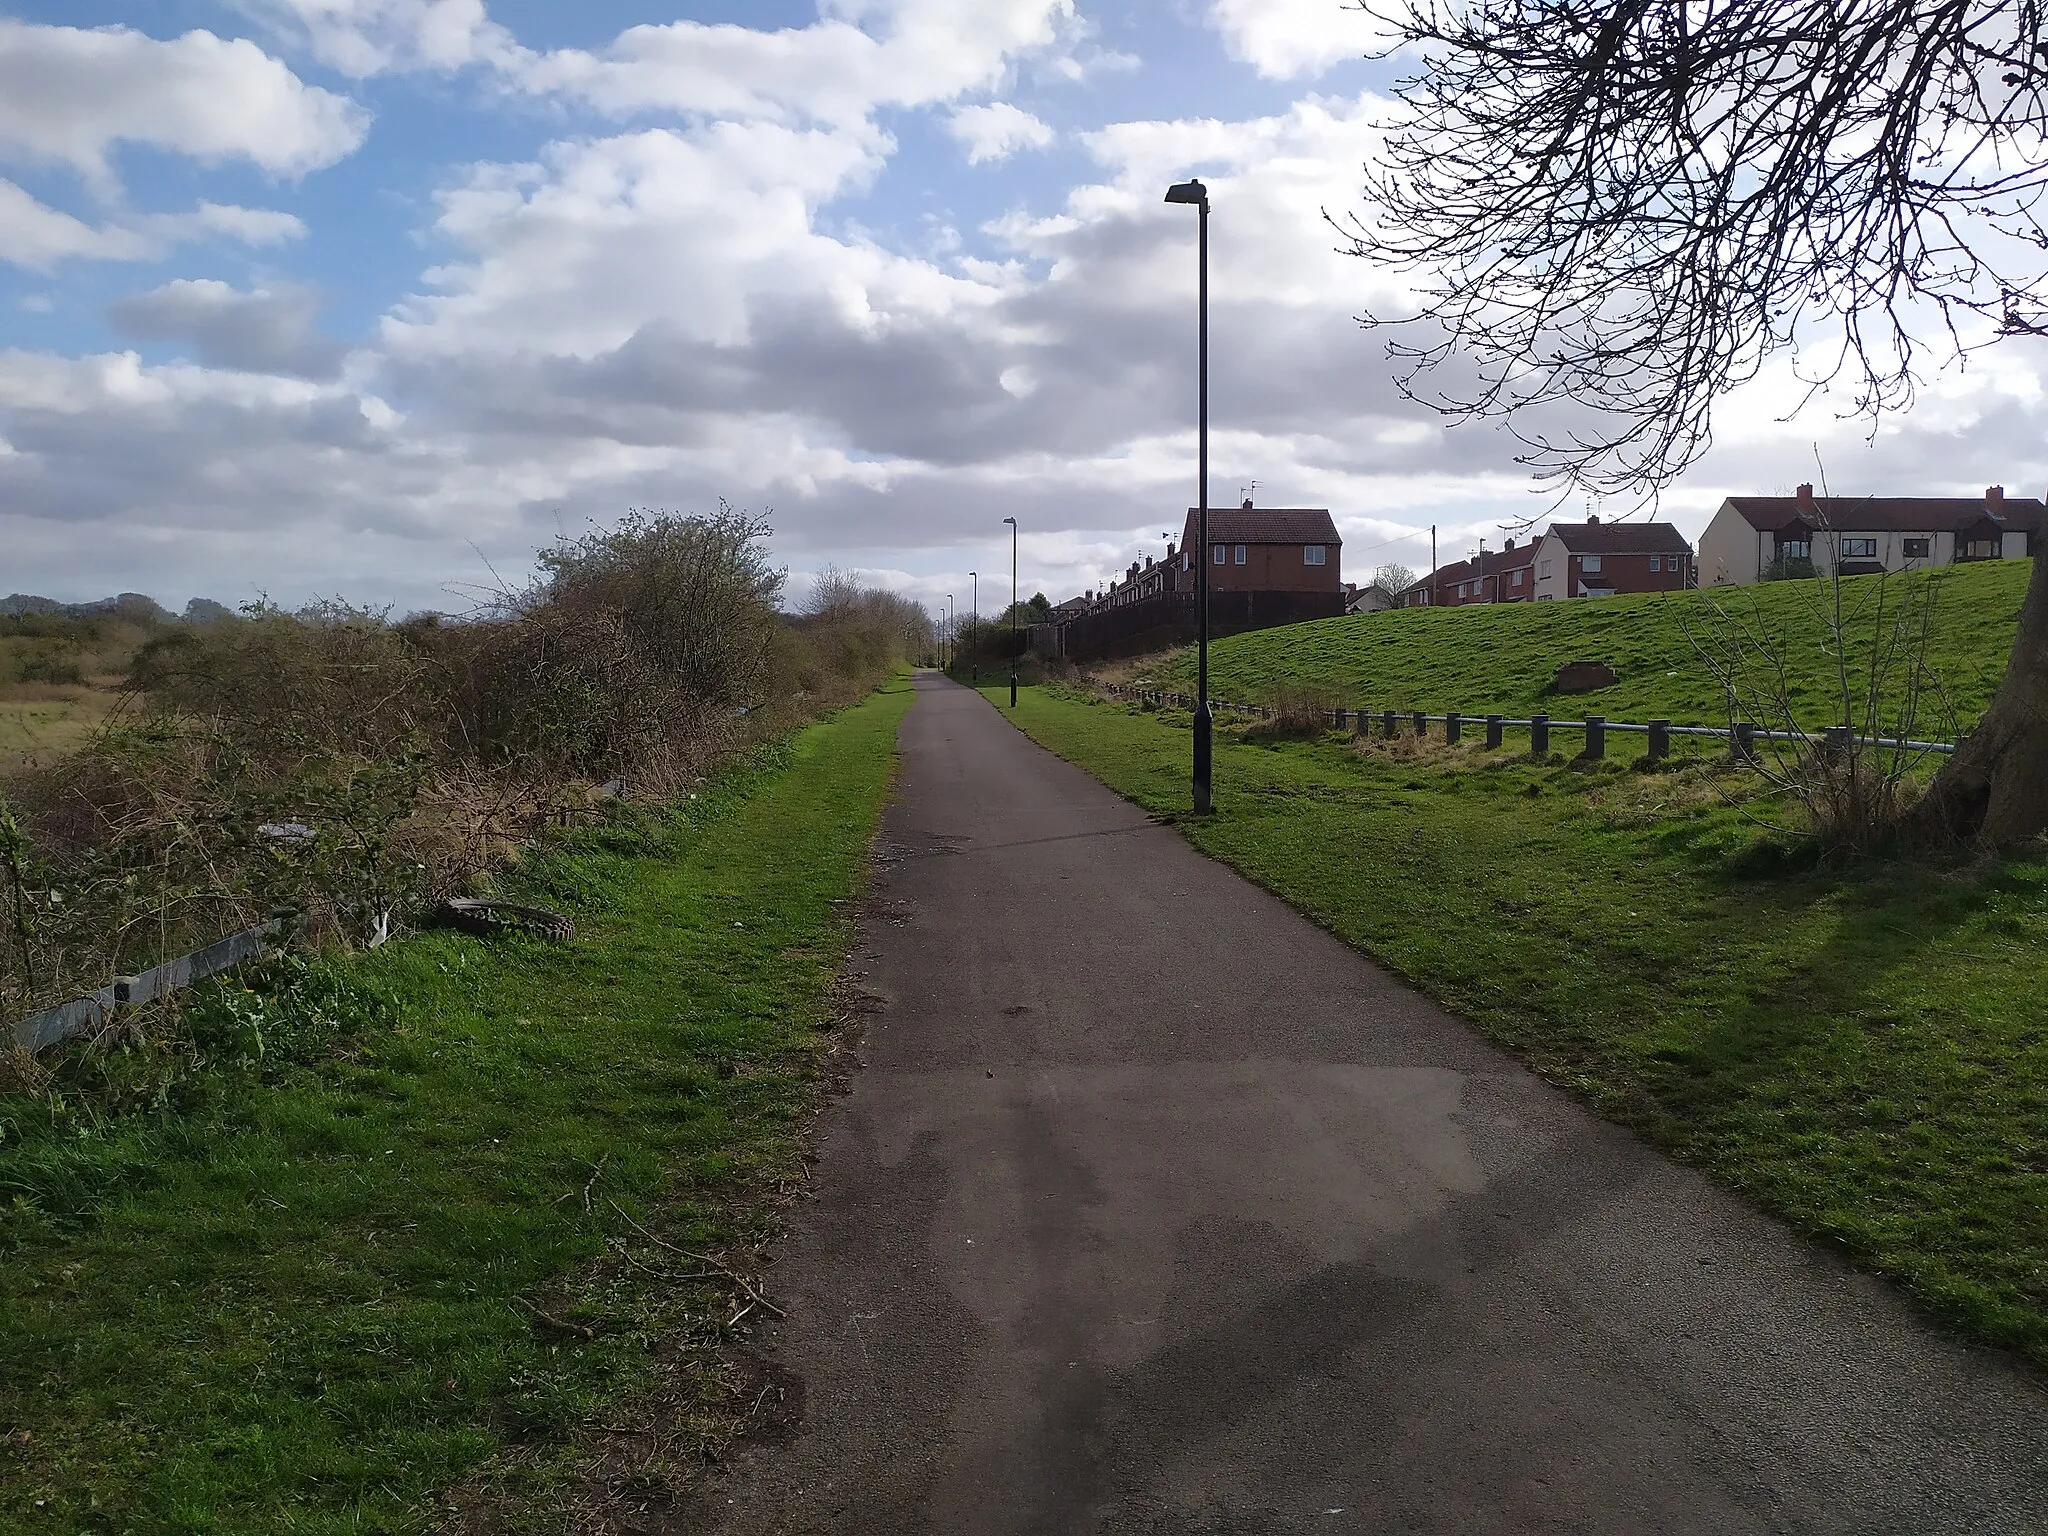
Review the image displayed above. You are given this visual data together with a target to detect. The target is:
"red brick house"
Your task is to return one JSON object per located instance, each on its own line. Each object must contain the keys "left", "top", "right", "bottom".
{"left": 1403, "top": 537, "right": 1540, "bottom": 606}
{"left": 1176, "top": 501, "right": 1343, "bottom": 595}
{"left": 1531, "top": 520, "right": 1693, "bottom": 600}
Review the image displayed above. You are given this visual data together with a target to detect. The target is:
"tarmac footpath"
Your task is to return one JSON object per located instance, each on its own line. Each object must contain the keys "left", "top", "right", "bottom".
{"left": 691, "top": 672, "right": 2048, "bottom": 1536}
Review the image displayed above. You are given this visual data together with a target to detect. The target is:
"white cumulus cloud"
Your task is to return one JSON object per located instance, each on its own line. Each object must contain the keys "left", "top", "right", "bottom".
{"left": 0, "top": 181, "right": 306, "bottom": 271}
{"left": 1206, "top": 0, "right": 1389, "bottom": 79}
{"left": 247, "top": 0, "right": 516, "bottom": 76}
{"left": 948, "top": 103, "right": 1055, "bottom": 165}
{"left": 0, "top": 21, "right": 368, "bottom": 183}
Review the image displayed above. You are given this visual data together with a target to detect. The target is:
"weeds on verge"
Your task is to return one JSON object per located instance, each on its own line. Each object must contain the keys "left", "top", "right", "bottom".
{"left": 0, "top": 509, "right": 929, "bottom": 1033}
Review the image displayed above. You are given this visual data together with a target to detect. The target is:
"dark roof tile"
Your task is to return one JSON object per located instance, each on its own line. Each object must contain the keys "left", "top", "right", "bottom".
{"left": 1722, "top": 496, "right": 2046, "bottom": 534}
{"left": 1182, "top": 507, "right": 1342, "bottom": 544}
{"left": 1544, "top": 521, "right": 1693, "bottom": 554}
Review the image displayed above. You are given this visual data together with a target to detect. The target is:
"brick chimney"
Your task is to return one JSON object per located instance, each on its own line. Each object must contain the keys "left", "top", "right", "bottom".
{"left": 1795, "top": 482, "right": 1815, "bottom": 511}
{"left": 1241, "top": 496, "right": 1254, "bottom": 510}
{"left": 1586, "top": 513, "right": 1600, "bottom": 525}
{"left": 1504, "top": 536, "right": 1516, "bottom": 550}
{"left": 1987, "top": 484, "right": 2006, "bottom": 514}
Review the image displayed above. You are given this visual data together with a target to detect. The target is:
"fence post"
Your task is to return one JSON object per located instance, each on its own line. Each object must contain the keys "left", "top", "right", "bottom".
{"left": 1647, "top": 719, "right": 1669, "bottom": 761}
{"left": 1732, "top": 721, "right": 1756, "bottom": 763}
{"left": 1354, "top": 707, "right": 1370, "bottom": 737}
{"left": 1412, "top": 710, "right": 1428, "bottom": 738}
{"left": 1823, "top": 725, "right": 1852, "bottom": 762}
{"left": 1486, "top": 714, "right": 1504, "bottom": 749}
{"left": 1445, "top": 712, "right": 1462, "bottom": 745}
{"left": 1382, "top": 708, "right": 1398, "bottom": 738}
{"left": 1531, "top": 714, "right": 1550, "bottom": 755}
{"left": 1583, "top": 716, "right": 1605, "bottom": 760}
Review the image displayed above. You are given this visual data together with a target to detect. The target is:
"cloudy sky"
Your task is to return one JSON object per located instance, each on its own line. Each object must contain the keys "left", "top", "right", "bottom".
{"left": 4, "top": 1, "right": 2048, "bottom": 619}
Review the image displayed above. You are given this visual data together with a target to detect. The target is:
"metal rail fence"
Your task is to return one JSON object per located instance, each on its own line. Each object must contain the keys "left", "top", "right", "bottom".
{"left": 1101, "top": 683, "right": 1960, "bottom": 762}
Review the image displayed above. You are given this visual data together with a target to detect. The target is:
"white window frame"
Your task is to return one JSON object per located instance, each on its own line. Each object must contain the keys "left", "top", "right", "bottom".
{"left": 1840, "top": 536, "right": 1877, "bottom": 559}
{"left": 1539, "top": 560, "right": 1552, "bottom": 579}
{"left": 1234, "top": 544, "right": 1247, "bottom": 565}
{"left": 1213, "top": 543, "right": 1226, "bottom": 564}
{"left": 1649, "top": 554, "right": 1662, "bottom": 571}
{"left": 1581, "top": 554, "right": 1603, "bottom": 574}
{"left": 1512, "top": 568, "right": 1526, "bottom": 586}
{"left": 1303, "top": 545, "right": 1325, "bottom": 566}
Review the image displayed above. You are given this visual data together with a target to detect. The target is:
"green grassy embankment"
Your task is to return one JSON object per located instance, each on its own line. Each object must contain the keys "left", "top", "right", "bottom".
{"left": 986, "top": 682, "right": 2047, "bottom": 1367}
{"left": 0, "top": 679, "right": 914, "bottom": 1534}
{"left": 1141, "top": 560, "right": 2030, "bottom": 730}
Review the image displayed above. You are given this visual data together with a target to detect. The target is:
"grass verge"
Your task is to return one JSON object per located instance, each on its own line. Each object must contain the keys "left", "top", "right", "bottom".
{"left": 0, "top": 677, "right": 914, "bottom": 1534}
{"left": 1139, "top": 559, "right": 2030, "bottom": 729}
{"left": 987, "top": 683, "right": 2047, "bottom": 1367}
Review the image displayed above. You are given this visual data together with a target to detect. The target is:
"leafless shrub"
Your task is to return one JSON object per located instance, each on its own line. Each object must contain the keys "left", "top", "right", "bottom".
{"left": 1682, "top": 558, "right": 1956, "bottom": 852}
{"left": 1245, "top": 683, "right": 1347, "bottom": 741}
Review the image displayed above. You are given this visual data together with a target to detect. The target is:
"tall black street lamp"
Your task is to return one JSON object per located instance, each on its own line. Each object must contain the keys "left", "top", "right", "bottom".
{"left": 945, "top": 593, "right": 954, "bottom": 673}
{"left": 1002, "top": 516, "right": 1019, "bottom": 707}
{"left": 969, "top": 570, "right": 978, "bottom": 683}
{"left": 1165, "top": 176, "right": 1212, "bottom": 814}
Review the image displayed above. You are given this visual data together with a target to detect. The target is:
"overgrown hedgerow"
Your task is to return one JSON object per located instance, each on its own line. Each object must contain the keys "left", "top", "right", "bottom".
{"left": 0, "top": 508, "right": 928, "bottom": 1025}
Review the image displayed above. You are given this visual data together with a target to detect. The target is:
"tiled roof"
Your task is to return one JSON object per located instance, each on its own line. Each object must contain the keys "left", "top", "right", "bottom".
{"left": 1544, "top": 521, "right": 1693, "bottom": 554}
{"left": 1722, "top": 495, "right": 2046, "bottom": 534}
{"left": 1182, "top": 507, "right": 1342, "bottom": 544}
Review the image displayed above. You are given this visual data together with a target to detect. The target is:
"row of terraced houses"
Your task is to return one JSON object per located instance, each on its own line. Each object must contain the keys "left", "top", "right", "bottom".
{"left": 1042, "top": 485, "right": 2043, "bottom": 661}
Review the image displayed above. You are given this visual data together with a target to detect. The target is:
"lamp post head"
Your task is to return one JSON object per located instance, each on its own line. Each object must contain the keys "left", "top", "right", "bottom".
{"left": 1002, "top": 516, "right": 1017, "bottom": 526}
{"left": 1164, "top": 178, "right": 1207, "bottom": 208}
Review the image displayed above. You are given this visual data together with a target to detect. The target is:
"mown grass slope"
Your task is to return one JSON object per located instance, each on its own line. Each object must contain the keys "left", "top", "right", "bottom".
{"left": 1143, "top": 560, "right": 2030, "bottom": 731}
{"left": 0, "top": 680, "right": 912, "bottom": 1534}
{"left": 988, "top": 683, "right": 2048, "bottom": 1368}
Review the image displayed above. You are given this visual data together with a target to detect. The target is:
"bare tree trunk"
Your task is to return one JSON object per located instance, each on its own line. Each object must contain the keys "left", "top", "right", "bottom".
{"left": 1908, "top": 556, "right": 2048, "bottom": 848}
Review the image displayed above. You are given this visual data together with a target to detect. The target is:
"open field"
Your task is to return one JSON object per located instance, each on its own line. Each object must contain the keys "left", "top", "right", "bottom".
{"left": 986, "top": 683, "right": 2048, "bottom": 1367}
{"left": 1140, "top": 560, "right": 2031, "bottom": 732}
{"left": 0, "top": 680, "right": 912, "bottom": 1533}
{"left": 0, "top": 681, "right": 125, "bottom": 772}
{"left": 0, "top": 617, "right": 156, "bottom": 772}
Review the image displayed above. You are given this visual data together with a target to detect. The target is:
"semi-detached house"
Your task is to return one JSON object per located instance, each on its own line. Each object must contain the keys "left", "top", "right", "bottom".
{"left": 1403, "top": 519, "right": 1692, "bottom": 606}
{"left": 1697, "top": 483, "right": 2044, "bottom": 585}
{"left": 1530, "top": 519, "right": 1693, "bottom": 600}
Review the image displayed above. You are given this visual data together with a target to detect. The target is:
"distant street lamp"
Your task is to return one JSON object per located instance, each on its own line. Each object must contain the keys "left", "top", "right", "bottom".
{"left": 1165, "top": 176, "right": 1212, "bottom": 814}
{"left": 1002, "top": 517, "right": 1018, "bottom": 707}
{"left": 946, "top": 593, "right": 954, "bottom": 673}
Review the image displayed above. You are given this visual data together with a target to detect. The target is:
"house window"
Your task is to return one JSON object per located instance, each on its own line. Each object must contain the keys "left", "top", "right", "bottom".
{"left": 1303, "top": 545, "right": 1326, "bottom": 566}
{"left": 1649, "top": 555, "right": 1661, "bottom": 572}
{"left": 1841, "top": 536, "right": 1877, "bottom": 558}
{"left": 1234, "top": 545, "right": 1246, "bottom": 565}
{"left": 1780, "top": 538, "right": 1811, "bottom": 560}
{"left": 1539, "top": 560, "right": 1552, "bottom": 579}
{"left": 1581, "top": 555, "right": 1602, "bottom": 573}
{"left": 1513, "top": 568, "right": 1525, "bottom": 586}
{"left": 1902, "top": 537, "right": 1930, "bottom": 558}
{"left": 1213, "top": 544, "right": 1226, "bottom": 564}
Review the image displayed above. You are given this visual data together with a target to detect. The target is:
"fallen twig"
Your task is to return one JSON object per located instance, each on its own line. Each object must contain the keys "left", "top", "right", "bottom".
{"left": 607, "top": 1198, "right": 786, "bottom": 1318}
{"left": 516, "top": 1296, "right": 597, "bottom": 1340}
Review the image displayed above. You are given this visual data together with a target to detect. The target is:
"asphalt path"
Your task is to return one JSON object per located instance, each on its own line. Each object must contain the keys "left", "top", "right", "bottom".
{"left": 692, "top": 672, "right": 2047, "bottom": 1534}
